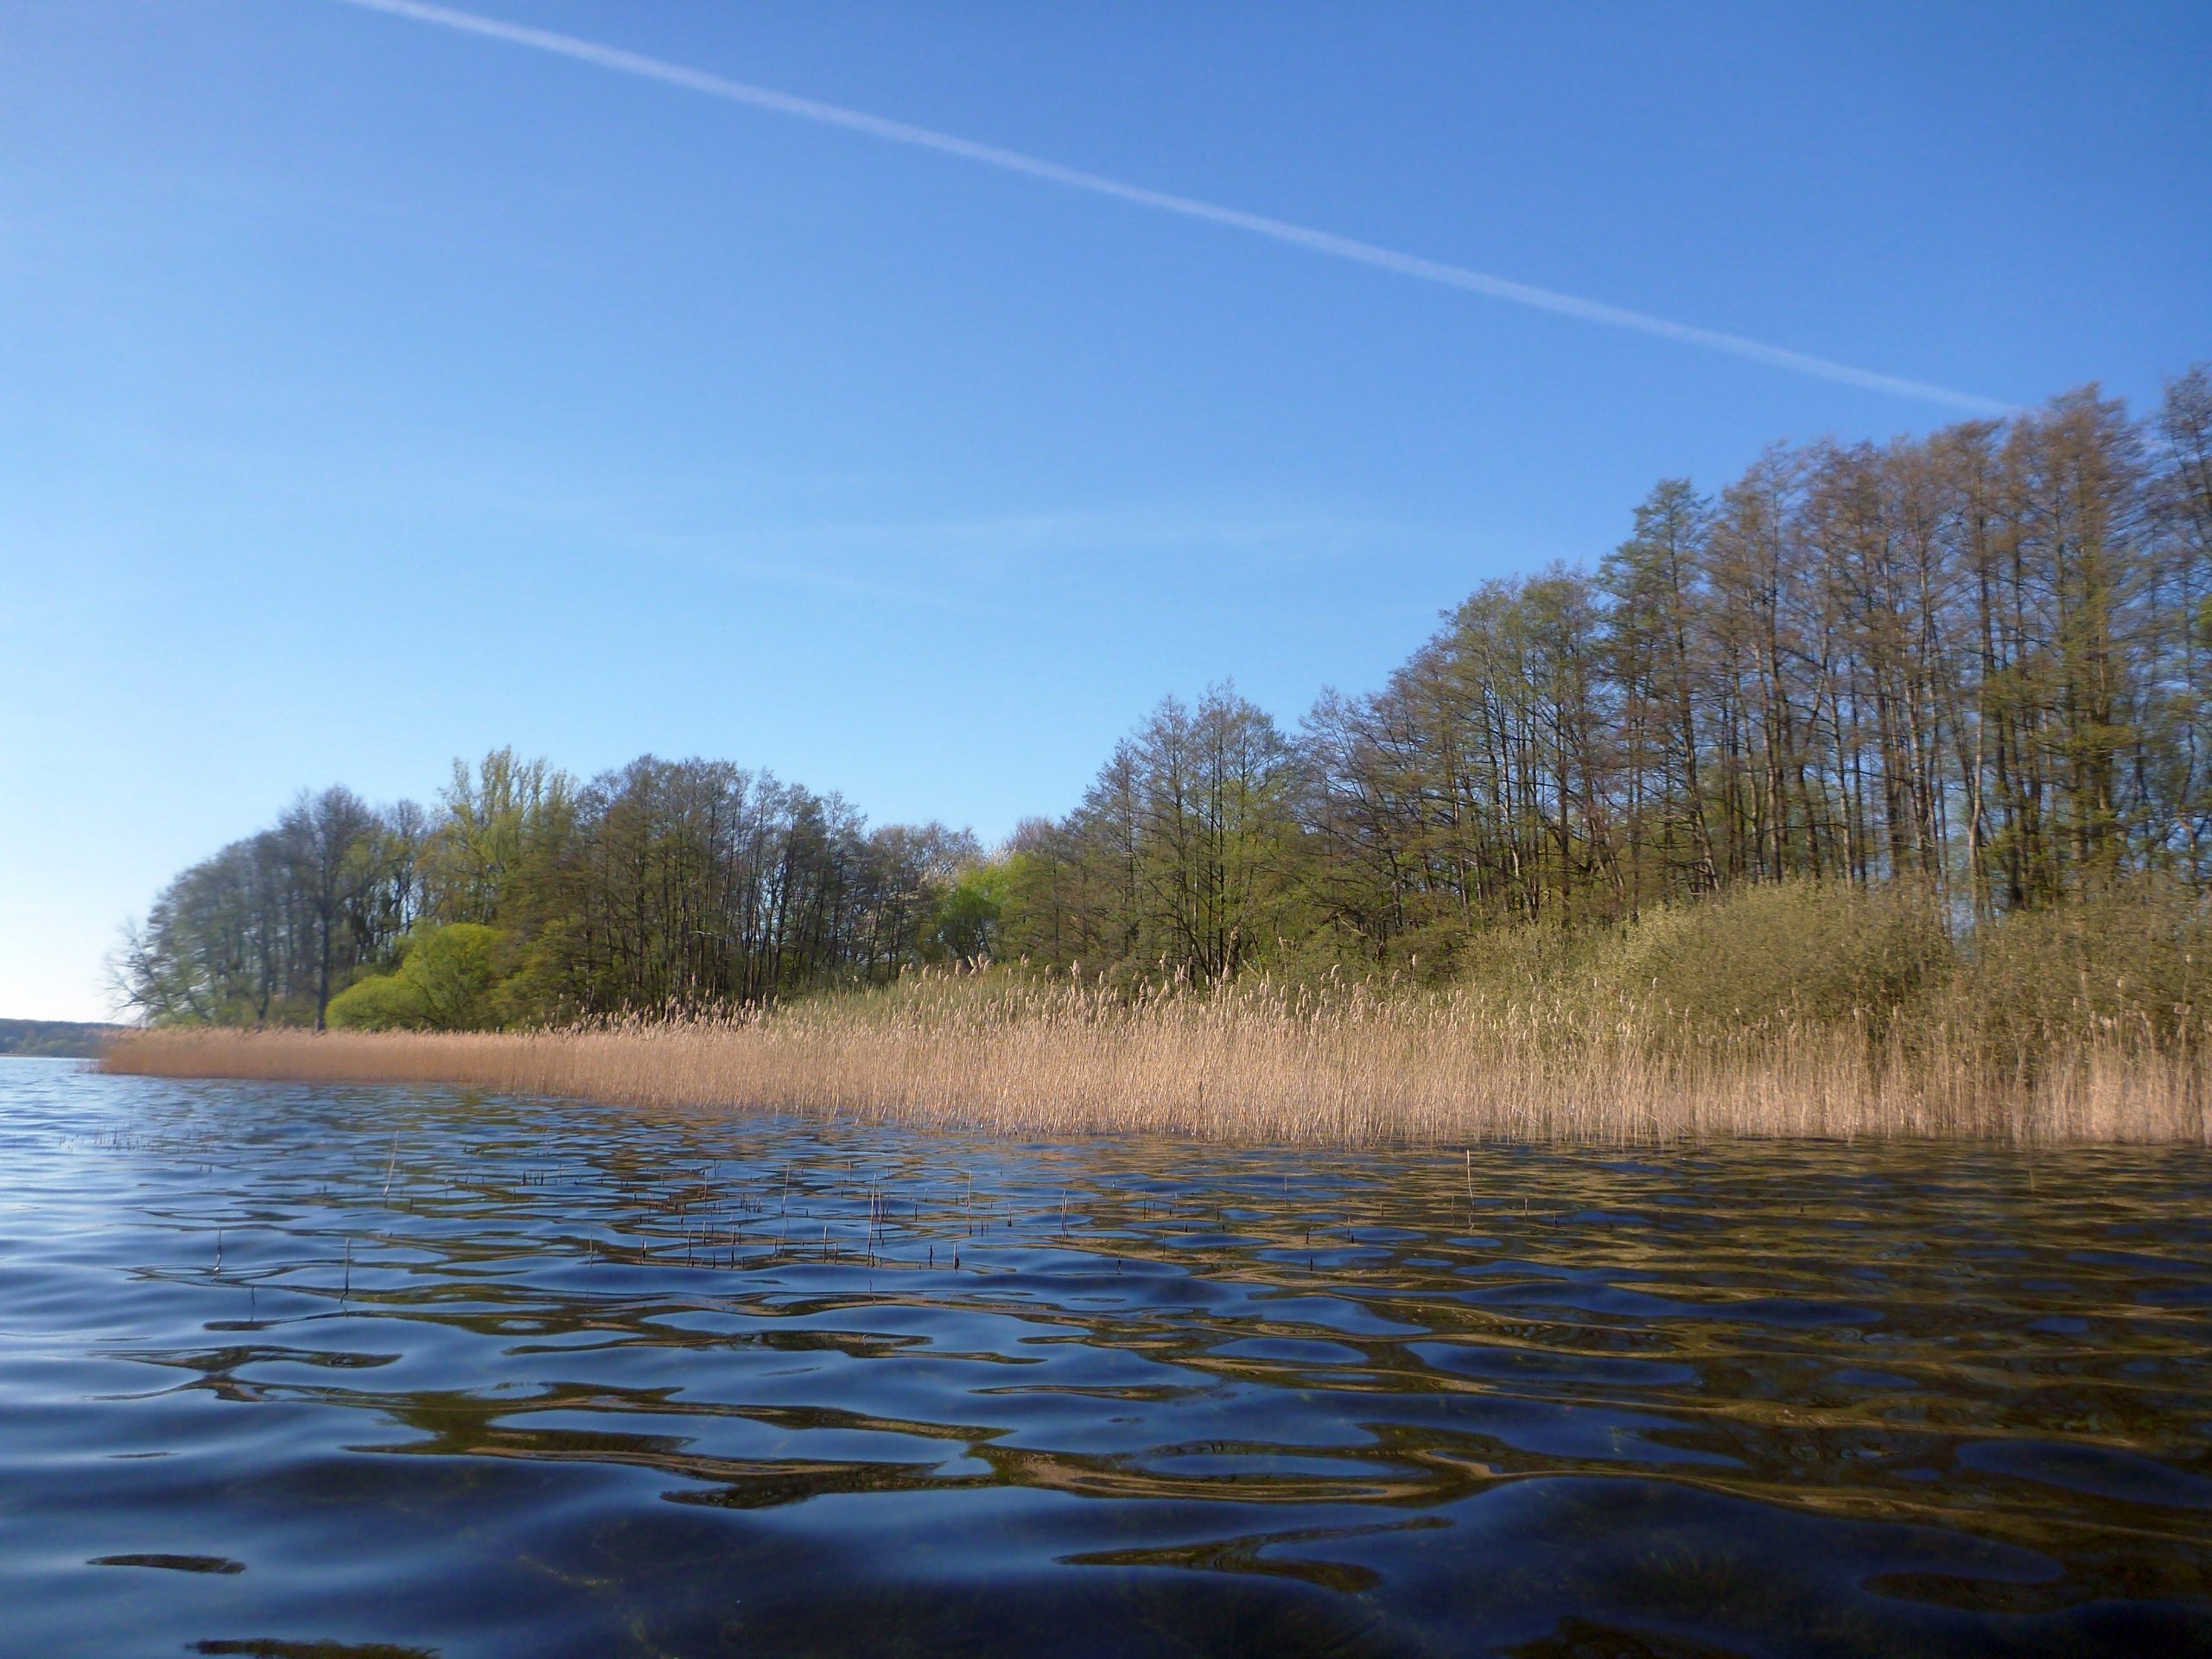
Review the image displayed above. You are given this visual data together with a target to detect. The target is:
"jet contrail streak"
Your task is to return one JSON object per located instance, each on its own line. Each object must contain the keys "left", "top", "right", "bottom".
{"left": 324, "top": 0, "right": 2015, "bottom": 416}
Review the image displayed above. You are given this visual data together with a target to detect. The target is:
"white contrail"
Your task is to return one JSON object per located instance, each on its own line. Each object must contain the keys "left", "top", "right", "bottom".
{"left": 322, "top": 0, "right": 2015, "bottom": 416}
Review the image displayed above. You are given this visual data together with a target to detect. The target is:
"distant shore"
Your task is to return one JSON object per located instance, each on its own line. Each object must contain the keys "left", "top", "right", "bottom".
{"left": 1, "top": 1018, "right": 124, "bottom": 1060}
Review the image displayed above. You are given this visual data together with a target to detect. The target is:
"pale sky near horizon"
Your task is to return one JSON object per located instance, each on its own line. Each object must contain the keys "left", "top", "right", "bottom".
{"left": 4, "top": 1, "right": 2209, "bottom": 1021}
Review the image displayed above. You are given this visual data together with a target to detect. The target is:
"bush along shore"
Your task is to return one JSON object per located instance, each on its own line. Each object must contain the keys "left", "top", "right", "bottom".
{"left": 105, "top": 881, "right": 2212, "bottom": 1146}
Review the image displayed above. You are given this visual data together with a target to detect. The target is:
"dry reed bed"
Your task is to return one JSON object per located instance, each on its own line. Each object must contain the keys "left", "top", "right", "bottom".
{"left": 99, "top": 981, "right": 2212, "bottom": 1147}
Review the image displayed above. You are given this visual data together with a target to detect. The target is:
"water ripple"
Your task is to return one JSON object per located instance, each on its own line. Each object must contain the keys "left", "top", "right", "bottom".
{"left": 2, "top": 1059, "right": 2209, "bottom": 1656}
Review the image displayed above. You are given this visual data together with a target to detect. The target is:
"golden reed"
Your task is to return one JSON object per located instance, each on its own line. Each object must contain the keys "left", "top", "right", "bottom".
{"left": 99, "top": 976, "right": 2210, "bottom": 1146}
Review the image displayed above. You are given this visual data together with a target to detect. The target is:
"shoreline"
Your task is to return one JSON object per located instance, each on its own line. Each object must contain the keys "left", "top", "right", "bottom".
{"left": 99, "top": 1008, "right": 2212, "bottom": 1147}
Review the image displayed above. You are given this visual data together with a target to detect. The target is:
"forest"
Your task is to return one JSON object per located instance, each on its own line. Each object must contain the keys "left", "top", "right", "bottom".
{"left": 117, "top": 369, "right": 2212, "bottom": 1036}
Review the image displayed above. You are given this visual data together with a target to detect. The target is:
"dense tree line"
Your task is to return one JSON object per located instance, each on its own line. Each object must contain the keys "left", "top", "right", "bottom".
{"left": 121, "top": 371, "right": 2212, "bottom": 1027}
{"left": 118, "top": 751, "right": 995, "bottom": 1027}
{"left": 1005, "top": 371, "right": 2212, "bottom": 975}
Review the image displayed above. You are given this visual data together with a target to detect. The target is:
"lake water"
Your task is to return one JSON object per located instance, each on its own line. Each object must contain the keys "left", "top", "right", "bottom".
{"left": 2, "top": 1058, "right": 2209, "bottom": 1656}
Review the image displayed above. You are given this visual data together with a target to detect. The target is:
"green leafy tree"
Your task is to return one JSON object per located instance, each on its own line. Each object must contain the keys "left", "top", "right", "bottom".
{"left": 926, "top": 862, "right": 1008, "bottom": 963}
{"left": 327, "top": 924, "right": 508, "bottom": 1031}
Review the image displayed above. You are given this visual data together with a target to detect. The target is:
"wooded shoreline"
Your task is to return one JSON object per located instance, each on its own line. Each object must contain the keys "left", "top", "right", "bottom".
{"left": 104, "top": 364, "right": 2212, "bottom": 1150}
{"left": 114, "top": 371, "right": 2212, "bottom": 1042}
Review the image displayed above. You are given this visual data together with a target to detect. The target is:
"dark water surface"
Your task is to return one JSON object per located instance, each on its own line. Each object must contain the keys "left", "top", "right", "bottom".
{"left": 3, "top": 1061, "right": 2209, "bottom": 1657}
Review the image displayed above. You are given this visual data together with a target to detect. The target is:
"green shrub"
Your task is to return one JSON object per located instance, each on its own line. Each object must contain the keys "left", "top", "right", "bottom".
{"left": 327, "top": 923, "right": 509, "bottom": 1031}
{"left": 1615, "top": 880, "right": 1954, "bottom": 1034}
{"left": 1949, "top": 877, "right": 2212, "bottom": 1058}
{"left": 1459, "top": 879, "right": 1956, "bottom": 1041}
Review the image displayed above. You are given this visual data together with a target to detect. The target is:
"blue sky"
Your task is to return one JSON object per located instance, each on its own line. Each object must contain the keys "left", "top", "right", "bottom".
{"left": 3, "top": 0, "right": 2207, "bottom": 1020}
